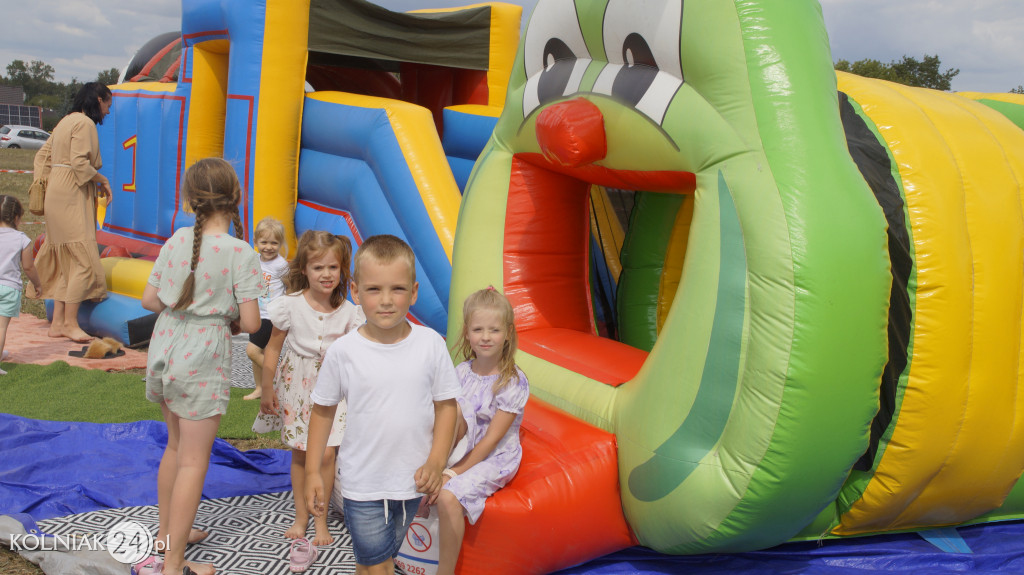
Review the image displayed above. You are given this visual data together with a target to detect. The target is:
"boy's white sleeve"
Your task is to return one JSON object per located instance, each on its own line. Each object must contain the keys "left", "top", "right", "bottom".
{"left": 431, "top": 336, "right": 461, "bottom": 401}
{"left": 311, "top": 344, "right": 344, "bottom": 406}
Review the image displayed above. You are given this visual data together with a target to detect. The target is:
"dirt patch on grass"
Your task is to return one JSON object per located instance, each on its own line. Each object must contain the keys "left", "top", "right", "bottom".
{"left": 0, "top": 548, "right": 40, "bottom": 575}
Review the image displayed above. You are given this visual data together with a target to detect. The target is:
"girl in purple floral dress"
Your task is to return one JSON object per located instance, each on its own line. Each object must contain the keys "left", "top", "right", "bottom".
{"left": 253, "top": 230, "right": 363, "bottom": 546}
{"left": 435, "top": 287, "right": 529, "bottom": 575}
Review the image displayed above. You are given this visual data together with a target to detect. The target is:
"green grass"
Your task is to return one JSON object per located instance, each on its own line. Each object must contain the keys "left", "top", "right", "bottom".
{"left": 0, "top": 360, "right": 283, "bottom": 440}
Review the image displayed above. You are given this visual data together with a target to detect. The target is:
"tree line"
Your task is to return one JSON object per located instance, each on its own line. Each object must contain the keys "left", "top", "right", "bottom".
{"left": 1, "top": 55, "right": 1020, "bottom": 129}
{"left": 835, "top": 53, "right": 1023, "bottom": 95}
{"left": 1, "top": 59, "right": 118, "bottom": 130}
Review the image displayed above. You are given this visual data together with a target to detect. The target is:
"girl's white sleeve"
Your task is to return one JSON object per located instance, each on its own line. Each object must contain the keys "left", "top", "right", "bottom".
{"left": 268, "top": 295, "right": 292, "bottom": 330}
{"left": 349, "top": 304, "right": 366, "bottom": 332}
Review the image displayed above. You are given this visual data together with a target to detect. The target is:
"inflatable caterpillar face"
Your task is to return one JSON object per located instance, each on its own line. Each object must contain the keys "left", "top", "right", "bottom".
{"left": 453, "top": 0, "right": 891, "bottom": 553}
{"left": 451, "top": 0, "right": 1024, "bottom": 557}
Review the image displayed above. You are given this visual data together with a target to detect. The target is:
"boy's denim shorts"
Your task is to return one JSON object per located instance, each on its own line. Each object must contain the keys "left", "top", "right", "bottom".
{"left": 342, "top": 497, "right": 422, "bottom": 566}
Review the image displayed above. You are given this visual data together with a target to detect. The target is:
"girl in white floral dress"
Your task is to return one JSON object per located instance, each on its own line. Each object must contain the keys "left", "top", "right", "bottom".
{"left": 254, "top": 230, "right": 364, "bottom": 545}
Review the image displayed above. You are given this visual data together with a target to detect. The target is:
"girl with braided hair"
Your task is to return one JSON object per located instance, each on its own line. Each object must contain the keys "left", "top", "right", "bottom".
{"left": 0, "top": 195, "right": 42, "bottom": 375}
{"left": 138, "top": 157, "right": 263, "bottom": 575}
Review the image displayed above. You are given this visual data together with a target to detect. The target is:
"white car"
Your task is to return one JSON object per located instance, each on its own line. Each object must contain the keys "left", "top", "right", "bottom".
{"left": 0, "top": 125, "right": 50, "bottom": 150}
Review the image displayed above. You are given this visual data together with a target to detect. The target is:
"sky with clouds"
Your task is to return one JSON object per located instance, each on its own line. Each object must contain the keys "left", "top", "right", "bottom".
{"left": 1, "top": 0, "right": 1020, "bottom": 93}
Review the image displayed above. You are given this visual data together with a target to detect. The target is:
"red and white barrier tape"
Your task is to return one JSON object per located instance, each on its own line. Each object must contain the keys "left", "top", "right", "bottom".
{"left": 0, "top": 169, "right": 33, "bottom": 174}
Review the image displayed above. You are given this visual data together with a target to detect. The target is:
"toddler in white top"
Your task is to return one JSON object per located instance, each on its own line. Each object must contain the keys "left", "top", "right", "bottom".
{"left": 243, "top": 216, "right": 289, "bottom": 401}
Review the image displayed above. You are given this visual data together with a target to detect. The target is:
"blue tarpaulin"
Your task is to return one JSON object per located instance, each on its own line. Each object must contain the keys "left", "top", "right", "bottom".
{"left": 3, "top": 412, "right": 1024, "bottom": 574}
{"left": 0, "top": 414, "right": 290, "bottom": 520}
{"left": 555, "top": 521, "right": 1024, "bottom": 574}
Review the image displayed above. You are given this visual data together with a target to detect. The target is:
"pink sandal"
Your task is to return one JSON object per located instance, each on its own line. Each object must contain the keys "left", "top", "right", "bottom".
{"left": 132, "top": 556, "right": 163, "bottom": 575}
{"left": 289, "top": 538, "right": 318, "bottom": 572}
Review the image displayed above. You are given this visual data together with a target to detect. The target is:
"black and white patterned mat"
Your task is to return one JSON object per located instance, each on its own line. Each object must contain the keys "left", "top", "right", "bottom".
{"left": 37, "top": 491, "right": 359, "bottom": 574}
{"left": 229, "top": 334, "right": 256, "bottom": 389}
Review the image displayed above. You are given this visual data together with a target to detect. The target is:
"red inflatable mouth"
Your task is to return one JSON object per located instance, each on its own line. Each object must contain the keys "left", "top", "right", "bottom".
{"left": 504, "top": 154, "right": 695, "bottom": 386}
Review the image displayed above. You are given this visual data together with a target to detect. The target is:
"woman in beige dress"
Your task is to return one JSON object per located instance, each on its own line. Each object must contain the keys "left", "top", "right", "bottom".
{"left": 33, "top": 82, "right": 113, "bottom": 342}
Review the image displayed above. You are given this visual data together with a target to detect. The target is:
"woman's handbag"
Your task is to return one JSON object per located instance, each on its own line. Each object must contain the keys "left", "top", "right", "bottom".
{"left": 28, "top": 177, "right": 46, "bottom": 216}
{"left": 29, "top": 136, "right": 52, "bottom": 217}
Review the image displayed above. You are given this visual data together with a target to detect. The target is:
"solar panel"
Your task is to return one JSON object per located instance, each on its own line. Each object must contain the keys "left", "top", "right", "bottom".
{"left": 0, "top": 104, "right": 43, "bottom": 128}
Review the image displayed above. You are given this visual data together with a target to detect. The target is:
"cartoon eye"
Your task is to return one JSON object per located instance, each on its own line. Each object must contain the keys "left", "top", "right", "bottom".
{"left": 592, "top": 0, "right": 684, "bottom": 125}
{"left": 523, "top": 0, "right": 591, "bottom": 117}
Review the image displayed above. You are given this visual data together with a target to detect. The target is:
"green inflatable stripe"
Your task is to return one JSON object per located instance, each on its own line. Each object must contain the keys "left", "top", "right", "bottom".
{"left": 628, "top": 172, "right": 745, "bottom": 501}
{"left": 617, "top": 192, "right": 684, "bottom": 351}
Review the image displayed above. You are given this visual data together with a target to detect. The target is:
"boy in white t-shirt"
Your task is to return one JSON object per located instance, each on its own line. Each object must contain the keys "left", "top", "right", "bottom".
{"left": 305, "top": 234, "right": 458, "bottom": 575}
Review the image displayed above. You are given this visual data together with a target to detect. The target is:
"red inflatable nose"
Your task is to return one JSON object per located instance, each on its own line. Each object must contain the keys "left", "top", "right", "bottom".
{"left": 536, "top": 98, "right": 607, "bottom": 167}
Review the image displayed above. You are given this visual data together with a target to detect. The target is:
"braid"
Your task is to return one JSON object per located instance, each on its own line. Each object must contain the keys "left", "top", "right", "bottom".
{"left": 0, "top": 195, "right": 23, "bottom": 228}
{"left": 192, "top": 210, "right": 207, "bottom": 270}
{"left": 231, "top": 210, "right": 244, "bottom": 241}
{"left": 173, "top": 209, "right": 206, "bottom": 310}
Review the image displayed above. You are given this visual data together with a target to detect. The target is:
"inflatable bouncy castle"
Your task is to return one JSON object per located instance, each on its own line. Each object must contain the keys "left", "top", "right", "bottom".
{"left": 75, "top": 0, "right": 1024, "bottom": 573}
{"left": 82, "top": 0, "right": 520, "bottom": 342}
{"left": 444, "top": 0, "right": 1024, "bottom": 571}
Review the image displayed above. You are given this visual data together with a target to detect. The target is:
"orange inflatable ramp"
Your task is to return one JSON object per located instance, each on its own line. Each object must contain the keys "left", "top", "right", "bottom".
{"left": 457, "top": 397, "right": 636, "bottom": 574}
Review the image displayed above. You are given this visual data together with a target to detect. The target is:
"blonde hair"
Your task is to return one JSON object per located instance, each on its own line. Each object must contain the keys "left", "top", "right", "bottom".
{"left": 173, "top": 157, "right": 244, "bottom": 310}
{"left": 456, "top": 287, "right": 520, "bottom": 394}
{"left": 287, "top": 230, "right": 353, "bottom": 309}
{"left": 352, "top": 234, "right": 416, "bottom": 284}
{"left": 254, "top": 216, "right": 287, "bottom": 258}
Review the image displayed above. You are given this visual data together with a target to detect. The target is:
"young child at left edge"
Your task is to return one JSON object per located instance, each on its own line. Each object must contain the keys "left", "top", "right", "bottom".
{"left": 0, "top": 195, "right": 42, "bottom": 374}
{"left": 137, "top": 157, "right": 263, "bottom": 575}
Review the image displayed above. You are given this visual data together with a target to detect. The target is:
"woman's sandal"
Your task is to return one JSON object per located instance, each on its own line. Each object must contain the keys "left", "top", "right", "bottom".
{"left": 289, "top": 537, "right": 318, "bottom": 572}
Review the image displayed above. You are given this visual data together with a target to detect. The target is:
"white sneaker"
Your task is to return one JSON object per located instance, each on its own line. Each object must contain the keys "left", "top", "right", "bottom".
{"left": 1, "top": 350, "right": 8, "bottom": 361}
